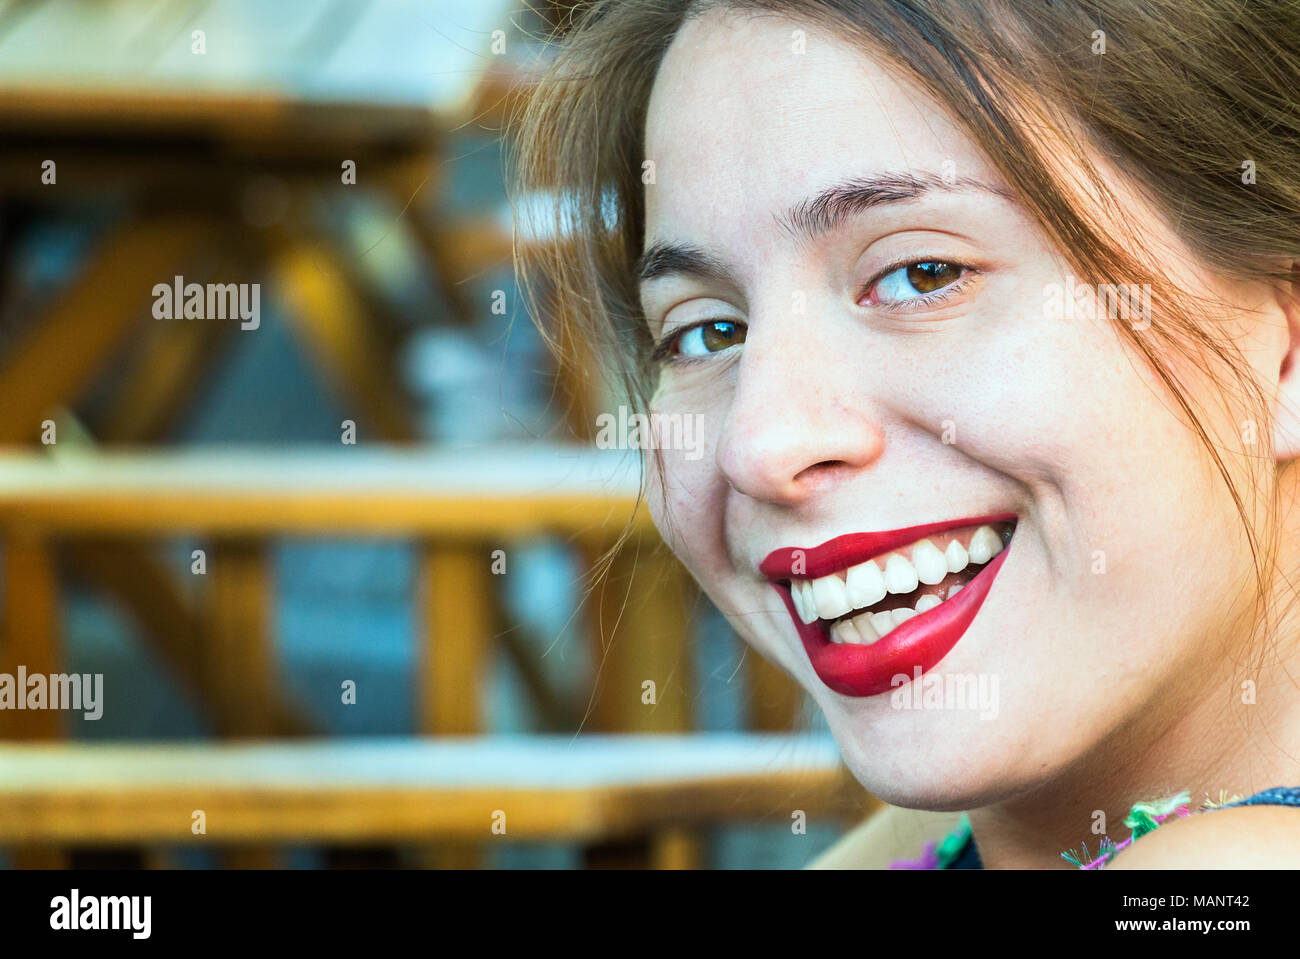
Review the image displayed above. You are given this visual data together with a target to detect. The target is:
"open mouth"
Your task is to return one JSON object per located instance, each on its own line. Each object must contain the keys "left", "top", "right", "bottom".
{"left": 760, "top": 513, "right": 1017, "bottom": 697}
{"left": 787, "top": 521, "right": 1014, "bottom": 645}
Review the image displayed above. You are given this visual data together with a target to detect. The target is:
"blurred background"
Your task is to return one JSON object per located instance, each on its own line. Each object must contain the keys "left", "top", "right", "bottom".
{"left": 0, "top": 0, "right": 872, "bottom": 868}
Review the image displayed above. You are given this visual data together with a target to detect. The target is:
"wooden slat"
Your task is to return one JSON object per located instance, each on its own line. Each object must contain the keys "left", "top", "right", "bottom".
{"left": 95, "top": 314, "right": 234, "bottom": 443}
{"left": 417, "top": 542, "right": 496, "bottom": 866}
{"left": 269, "top": 233, "right": 420, "bottom": 443}
{"left": 203, "top": 539, "right": 281, "bottom": 867}
{"left": 0, "top": 775, "right": 865, "bottom": 845}
{"left": 0, "top": 492, "right": 650, "bottom": 538}
{"left": 204, "top": 541, "right": 278, "bottom": 739}
{"left": 584, "top": 543, "right": 696, "bottom": 734}
{"left": 419, "top": 544, "right": 493, "bottom": 736}
{"left": 0, "top": 532, "right": 61, "bottom": 740}
{"left": 0, "top": 447, "right": 651, "bottom": 538}
{"left": 0, "top": 532, "right": 67, "bottom": 867}
{"left": 0, "top": 737, "right": 869, "bottom": 845}
{"left": 0, "top": 218, "right": 204, "bottom": 444}
{"left": 580, "top": 543, "right": 701, "bottom": 863}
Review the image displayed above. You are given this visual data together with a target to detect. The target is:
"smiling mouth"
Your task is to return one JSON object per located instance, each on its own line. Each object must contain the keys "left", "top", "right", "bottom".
{"left": 759, "top": 513, "right": 1018, "bottom": 697}
{"left": 784, "top": 520, "right": 1015, "bottom": 645}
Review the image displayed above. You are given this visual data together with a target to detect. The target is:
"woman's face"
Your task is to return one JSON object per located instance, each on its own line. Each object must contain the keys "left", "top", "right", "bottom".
{"left": 639, "top": 9, "right": 1279, "bottom": 808}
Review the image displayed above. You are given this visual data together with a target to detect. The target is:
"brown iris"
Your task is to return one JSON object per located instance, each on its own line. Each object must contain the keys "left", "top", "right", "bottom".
{"left": 906, "top": 261, "right": 963, "bottom": 294}
{"left": 697, "top": 320, "right": 745, "bottom": 353}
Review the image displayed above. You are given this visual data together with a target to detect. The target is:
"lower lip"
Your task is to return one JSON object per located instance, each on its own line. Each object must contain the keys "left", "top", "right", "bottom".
{"left": 775, "top": 547, "right": 1010, "bottom": 697}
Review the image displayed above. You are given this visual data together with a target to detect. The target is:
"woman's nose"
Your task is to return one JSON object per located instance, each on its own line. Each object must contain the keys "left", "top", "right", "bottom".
{"left": 715, "top": 317, "right": 885, "bottom": 507}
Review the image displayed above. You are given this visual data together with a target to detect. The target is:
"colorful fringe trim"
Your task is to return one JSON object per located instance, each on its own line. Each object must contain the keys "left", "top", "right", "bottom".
{"left": 1060, "top": 789, "right": 1250, "bottom": 869}
{"left": 890, "top": 789, "right": 1250, "bottom": 869}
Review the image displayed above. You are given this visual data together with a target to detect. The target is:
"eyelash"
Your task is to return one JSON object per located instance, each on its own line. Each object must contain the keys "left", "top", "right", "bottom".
{"left": 651, "top": 257, "right": 980, "bottom": 365}
{"left": 649, "top": 320, "right": 738, "bottom": 366}
{"left": 858, "top": 256, "right": 980, "bottom": 310}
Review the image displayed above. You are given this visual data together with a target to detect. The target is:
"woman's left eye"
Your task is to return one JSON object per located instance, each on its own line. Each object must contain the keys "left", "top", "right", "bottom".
{"left": 863, "top": 260, "right": 971, "bottom": 306}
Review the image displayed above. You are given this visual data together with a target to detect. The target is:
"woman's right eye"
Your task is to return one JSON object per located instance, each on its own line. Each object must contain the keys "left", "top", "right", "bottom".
{"left": 670, "top": 319, "right": 747, "bottom": 359}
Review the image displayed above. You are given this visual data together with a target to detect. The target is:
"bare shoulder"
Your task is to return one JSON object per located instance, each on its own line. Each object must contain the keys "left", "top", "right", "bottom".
{"left": 1109, "top": 805, "right": 1300, "bottom": 869}
{"left": 807, "top": 804, "right": 966, "bottom": 870}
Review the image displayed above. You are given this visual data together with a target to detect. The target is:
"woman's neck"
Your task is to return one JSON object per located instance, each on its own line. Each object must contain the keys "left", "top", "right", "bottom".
{"left": 967, "top": 618, "right": 1300, "bottom": 868}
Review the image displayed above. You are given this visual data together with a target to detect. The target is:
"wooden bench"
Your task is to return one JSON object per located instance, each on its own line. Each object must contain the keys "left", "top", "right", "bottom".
{"left": 0, "top": 735, "right": 870, "bottom": 866}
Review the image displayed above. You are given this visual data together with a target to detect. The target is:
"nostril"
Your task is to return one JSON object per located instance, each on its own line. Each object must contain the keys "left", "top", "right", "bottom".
{"left": 793, "top": 460, "right": 855, "bottom": 488}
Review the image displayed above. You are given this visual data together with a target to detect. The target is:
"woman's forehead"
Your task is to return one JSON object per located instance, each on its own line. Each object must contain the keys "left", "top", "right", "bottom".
{"left": 644, "top": 9, "right": 1001, "bottom": 232}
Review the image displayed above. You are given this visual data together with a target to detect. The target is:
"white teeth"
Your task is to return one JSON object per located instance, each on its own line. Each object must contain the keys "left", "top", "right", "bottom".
{"left": 945, "top": 539, "right": 969, "bottom": 573}
{"left": 829, "top": 617, "right": 864, "bottom": 645}
{"left": 844, "top": 559, "right": 886, "bottom": 608}
{"left": 967, "top": 525, "right": 1003, "bottom": 565}
{"left": 883, "top": 553, "right": 919, "bottom": 594}
{"left": 795, "top": 581, "right": 819, "bottom": 624}
{"left": 849, "top": 610, "right": 880, "bottom": 644}
{"left": 790, "top": 582, "right": 808, "bottom": 622}
{"left": 811, "top": 574, "right": 852, "bottom": 620}
{"left": 787, "top": 523, "right": 1011, "bottom": 631}
{"left": 915, "top": 593, "right": 942, "bottom": 613}
{"left": 911, "top": 539, "right": 947, "bottom": 585}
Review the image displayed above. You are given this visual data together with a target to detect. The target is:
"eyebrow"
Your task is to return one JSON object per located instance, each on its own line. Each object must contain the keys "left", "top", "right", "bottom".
{"left": 636, "top": 170, "right": 1011, "bottom": 284}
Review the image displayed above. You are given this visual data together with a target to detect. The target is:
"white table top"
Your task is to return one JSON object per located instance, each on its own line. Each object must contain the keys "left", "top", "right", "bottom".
{"left": 0, "top": 0, "right": 520, "bottom": 115}
{"left": 0, "top": 444, "right": 643, "bottom": 498}
{"left": 0, "top": 734, "right": 844, "bottom": 791}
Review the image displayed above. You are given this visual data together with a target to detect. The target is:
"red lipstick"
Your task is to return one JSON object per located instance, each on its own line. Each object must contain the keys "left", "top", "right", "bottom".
{"left": 759, "top": 513, "right": 1016, "bottom": 580}
{"left": 761, "top": 514, "right": 1016, "bottom": 697}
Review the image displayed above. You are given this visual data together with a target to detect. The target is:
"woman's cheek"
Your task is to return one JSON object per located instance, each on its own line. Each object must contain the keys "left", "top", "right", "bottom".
{"left": 644, "top": 387, "right": 731, "bottom": 579}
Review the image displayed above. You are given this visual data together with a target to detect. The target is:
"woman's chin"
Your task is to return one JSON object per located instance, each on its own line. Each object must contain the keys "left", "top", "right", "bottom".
{"left": 841, "top": 761, "right": 1038, "bottom": 812}
{"left": 823, "top": 712, "right": 1066, "bottom": 812}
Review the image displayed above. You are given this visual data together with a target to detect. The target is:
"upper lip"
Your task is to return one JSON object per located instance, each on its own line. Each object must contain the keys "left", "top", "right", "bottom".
{"left": 758, "top": 512, "right": 1018, "bottom": 581}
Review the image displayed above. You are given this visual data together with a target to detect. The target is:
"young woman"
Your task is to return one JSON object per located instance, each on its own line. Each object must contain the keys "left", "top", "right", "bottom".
{"left": 510, "top": 0, "right": 1300, "bottom": 867}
